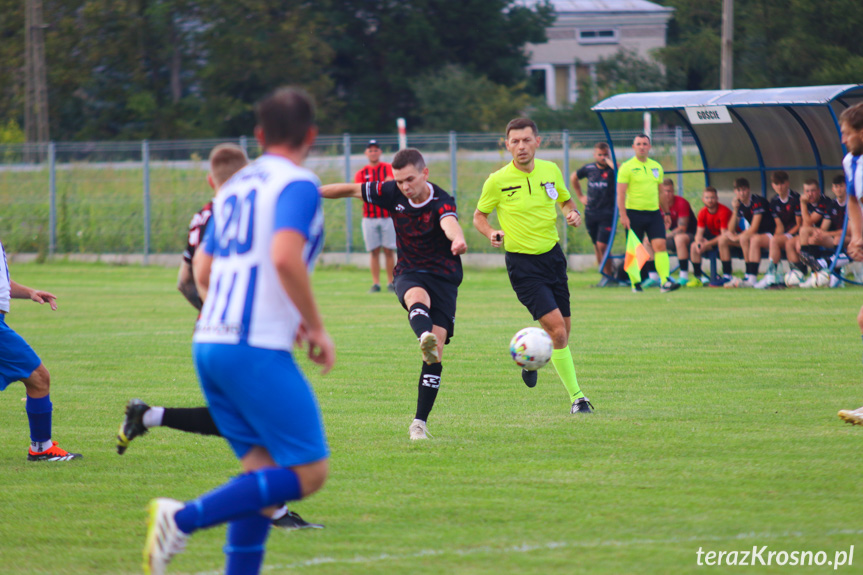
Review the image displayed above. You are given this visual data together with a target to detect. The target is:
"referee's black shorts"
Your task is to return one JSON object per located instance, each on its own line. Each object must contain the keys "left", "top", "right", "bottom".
{"left": 394, "top": 271, "right": 460, "bottom": 343}
{"left": 627, "top": 209, "right": 665, "bottom": 242}
{"left": 505, "top": 243, "right": 570, "bottom": 321}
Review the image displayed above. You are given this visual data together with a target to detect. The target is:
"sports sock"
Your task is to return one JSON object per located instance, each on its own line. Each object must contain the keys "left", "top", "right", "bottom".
{"left": 794, "top": 261, "right": 807, "bottom": 274}
{"left": 225, "top": 513, "right": 271, "bottom": 575}
{"left": 550, "top": 346, "right": 584, "bottom": 403}
{"left": 679, "top": 270, "right": 689, "bottom": 280}
{"left": 270, "top": 506, "right": 288, "bottom": 520}
{"left": 692, "top": 262, "right": 703, "bottom": 277}
{"left": 26, "top": 394, "right": 52, "bottom": 449}
{"left": 679, "top": 258, "right": 689, "bottom": 272}
{"left": 174, "top": 468, "right": 302, "bottom": 534}
{"left": 654, "top": 251, "right": 671, "bottom": 283}
{"left": 143, "top": 406, "right": 165, "bottom": 428}
{"left": 408, "top": 303, "right": 433, "bottom": 338}
{"left": 766, "top": 261, "right": 777, "bottom": 276}
{"left": 415, "top": 362, "right": 442, "bottom": 422}
{"left": 745, "top": 262, "right": 759, "bottom": 276}
{"left": 721, "top": 260, "right": 732, "bottom": 276}
{"left": 161, "top": 407, "right": 221, "bottom": 436}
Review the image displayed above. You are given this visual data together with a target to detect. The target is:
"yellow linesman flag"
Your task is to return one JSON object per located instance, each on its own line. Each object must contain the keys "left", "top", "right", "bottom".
{"left": 624, "top": 229, "right": 650, "bottom": 285}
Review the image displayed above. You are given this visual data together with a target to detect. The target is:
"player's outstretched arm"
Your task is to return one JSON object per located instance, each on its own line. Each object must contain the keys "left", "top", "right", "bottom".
{"left": 473, "top": 209, "right": 504, "bottom": 248}
{"left": 272, "top": 230, "right": 335, "bottom": 373}
{"left": 319, "top": 183, "right": 362, "bottom": 199}
{"left": 177, "top": 261, "right": 203, "bottom": 311}
{"left": 10, "top": 280, "right": 57, "bottom": 310}
{"left": 441, "top": 215, "right": 467, "bottom": 255}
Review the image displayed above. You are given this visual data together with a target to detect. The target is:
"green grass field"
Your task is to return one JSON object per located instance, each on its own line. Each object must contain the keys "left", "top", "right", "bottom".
{"left": 2, "top": 263, "right": 862, "bottom": 574}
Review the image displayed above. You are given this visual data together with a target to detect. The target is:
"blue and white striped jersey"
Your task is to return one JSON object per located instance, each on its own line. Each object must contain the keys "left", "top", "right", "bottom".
{"left": 194, "top": 154, "right": 324, "bottom": 351}
{"left": 0, "top": 241, "right": 10, "bottom": 313}
{"left": 844, "top": 152, "right": 863, "bottom": 199}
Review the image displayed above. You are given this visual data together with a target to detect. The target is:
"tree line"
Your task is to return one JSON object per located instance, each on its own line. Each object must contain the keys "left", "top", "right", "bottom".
{"left": 1, "top": 0, "right": 861, "bottom": 142}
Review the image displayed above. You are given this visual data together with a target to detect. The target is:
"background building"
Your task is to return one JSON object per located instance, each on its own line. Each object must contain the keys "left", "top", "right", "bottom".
{"left": 519, "top": 0, "right": 673, "bottom": 108}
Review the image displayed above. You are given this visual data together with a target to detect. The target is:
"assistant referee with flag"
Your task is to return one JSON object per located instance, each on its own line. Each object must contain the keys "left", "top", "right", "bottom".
{"left": 474, "top": 118, "right": 594, "bottom": 415}
{"left": 617, "top": 134, "right": 681, "bottom": 293}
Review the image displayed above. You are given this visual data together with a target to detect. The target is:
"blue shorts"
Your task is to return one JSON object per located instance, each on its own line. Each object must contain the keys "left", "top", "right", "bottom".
{"left": 0, "top": 314, "right": 41, "bottom": 390}
{"left": 192, "top": 342, "right": 329, "bottom": 468}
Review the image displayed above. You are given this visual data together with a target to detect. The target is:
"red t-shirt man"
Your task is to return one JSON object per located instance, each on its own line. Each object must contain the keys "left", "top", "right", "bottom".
{"left": 353, "top": 139, "right": 397, "bottom": 292}
{"left": 697, "top": 202, "right": 732, "bottom": 238}
{"left": 354, "top": 159, "right": 394, "bottom": 218}
{"left": 691, "top": 187, "right": 734, "bottom": 282}
{"left": 665, "top": 195, "right": 697, "bottom": 234}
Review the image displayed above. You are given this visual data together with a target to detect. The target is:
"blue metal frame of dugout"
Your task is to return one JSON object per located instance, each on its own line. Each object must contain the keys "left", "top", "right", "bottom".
{"left": 591, "top": 84, "right": 863, "bottom": 286}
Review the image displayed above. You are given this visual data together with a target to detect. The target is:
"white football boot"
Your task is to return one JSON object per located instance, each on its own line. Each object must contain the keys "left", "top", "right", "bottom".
{"left": 144, "top": 498, "right": 188, "bottom": 575}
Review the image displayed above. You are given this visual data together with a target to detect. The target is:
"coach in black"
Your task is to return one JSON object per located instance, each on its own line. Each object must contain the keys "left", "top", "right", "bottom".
{"left": 571, "top": 142, "right": 615, "bottom": 284}
{"left": 320, "top": 148, "right": 467, "bottom": 441}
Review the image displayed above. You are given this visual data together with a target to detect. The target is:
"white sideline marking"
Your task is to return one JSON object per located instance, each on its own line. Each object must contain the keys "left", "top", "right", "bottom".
{"left": 187, "top": 528, "right": 863, "bottom": 574}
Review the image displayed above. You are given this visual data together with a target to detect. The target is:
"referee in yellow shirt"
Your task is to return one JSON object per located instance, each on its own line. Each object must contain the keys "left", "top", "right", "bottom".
{"left": 473, "top": 118, "right": 593, "bottom": 415}
{"left": 617, "top": 134, "right": 680, "bottom": 293}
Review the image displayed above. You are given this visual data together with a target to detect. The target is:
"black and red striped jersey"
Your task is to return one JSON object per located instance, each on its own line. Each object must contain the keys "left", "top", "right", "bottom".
{"left": 355, "top": 163, "right": 394, "bottom": 218}
{"left": 183, "top": 201, "right": 213, "bottom": 264}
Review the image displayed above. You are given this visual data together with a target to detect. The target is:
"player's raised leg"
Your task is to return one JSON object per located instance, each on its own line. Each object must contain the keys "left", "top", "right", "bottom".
{"left": 145, "top": 340, "right": 332, "bottom": 575}
{"left": 117, "top": 401, "right": 221, "bottom": 454}
{"left": 119, "top": 401, "right": 321, "bottom": 529}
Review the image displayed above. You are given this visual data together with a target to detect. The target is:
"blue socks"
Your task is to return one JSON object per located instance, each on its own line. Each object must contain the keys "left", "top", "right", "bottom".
{"left": 25, "top": 394, "right": 52, "bottom": 443}
{"left": 225, "top": 513, "right": 272, "bottom": 575}
{"left": 174, "top": 467, "right": 302, "bottom": 534}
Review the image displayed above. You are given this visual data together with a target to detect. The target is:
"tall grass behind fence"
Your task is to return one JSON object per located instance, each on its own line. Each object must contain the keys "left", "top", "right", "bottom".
{"left": 0, "top": 130, "right": 701, "bottom": 258}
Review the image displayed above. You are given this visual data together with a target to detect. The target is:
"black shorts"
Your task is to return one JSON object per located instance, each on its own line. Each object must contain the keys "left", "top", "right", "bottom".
{"left": 585, "top": 210, "right": 614, "bottom": 245}
{"left": 628, "top": 209, "right": 665, "bottom": 242}
{"left": 394, "top": 272, "right": 459, "bottom": 343}
{"left": 505, "top": 244, "right": 571, "bottom": 321}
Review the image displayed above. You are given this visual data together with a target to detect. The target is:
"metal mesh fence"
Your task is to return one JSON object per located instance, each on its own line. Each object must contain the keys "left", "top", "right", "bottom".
{"left": 0, "top": 129, "right": 698, "bottom": 258}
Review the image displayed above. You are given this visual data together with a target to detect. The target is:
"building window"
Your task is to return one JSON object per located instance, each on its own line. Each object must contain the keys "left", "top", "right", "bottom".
{"left": 578, "top": 29, "right": 618, "bottom": 45}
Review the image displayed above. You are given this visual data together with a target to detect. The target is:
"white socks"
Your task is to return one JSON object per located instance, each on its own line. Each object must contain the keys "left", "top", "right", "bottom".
{"left": 143, "top": 406, "right": 165, "bottom": 429}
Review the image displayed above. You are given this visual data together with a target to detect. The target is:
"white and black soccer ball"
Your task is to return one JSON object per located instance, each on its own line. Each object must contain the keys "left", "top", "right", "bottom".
{"left": 510, "top": 327, "right": 553, "bottom": 371}
{"left": 785, "top": 269, "right": 805, "bottom": 287}
{"left": 815, "top": 270, "right": 830, "bottom": 287}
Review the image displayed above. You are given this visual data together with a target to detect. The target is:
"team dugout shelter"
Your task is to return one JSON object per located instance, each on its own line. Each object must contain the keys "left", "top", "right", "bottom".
{"left": 591, "top": 84, "right": 863, "bottom": 283}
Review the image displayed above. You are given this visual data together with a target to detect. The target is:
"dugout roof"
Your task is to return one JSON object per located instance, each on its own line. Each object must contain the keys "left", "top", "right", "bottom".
{"left": 592, "top": 84, "right": 863, "bottom": 195}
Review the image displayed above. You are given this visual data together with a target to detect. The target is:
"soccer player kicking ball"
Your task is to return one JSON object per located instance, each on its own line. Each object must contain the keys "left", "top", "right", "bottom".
{"left": 143, "top": 88, "right": 334, "bottom": 575}
{"left": 474, "top": 118, "right": 593, "bottom": 415}
{"left": 320, "top": 148, "right": 467, "bottom": 440}
{"left": 0, "top": 243, "right": 81, "bottom": 461}
{"left": 837, "top": 103, "right": 863, "bottom": 425}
